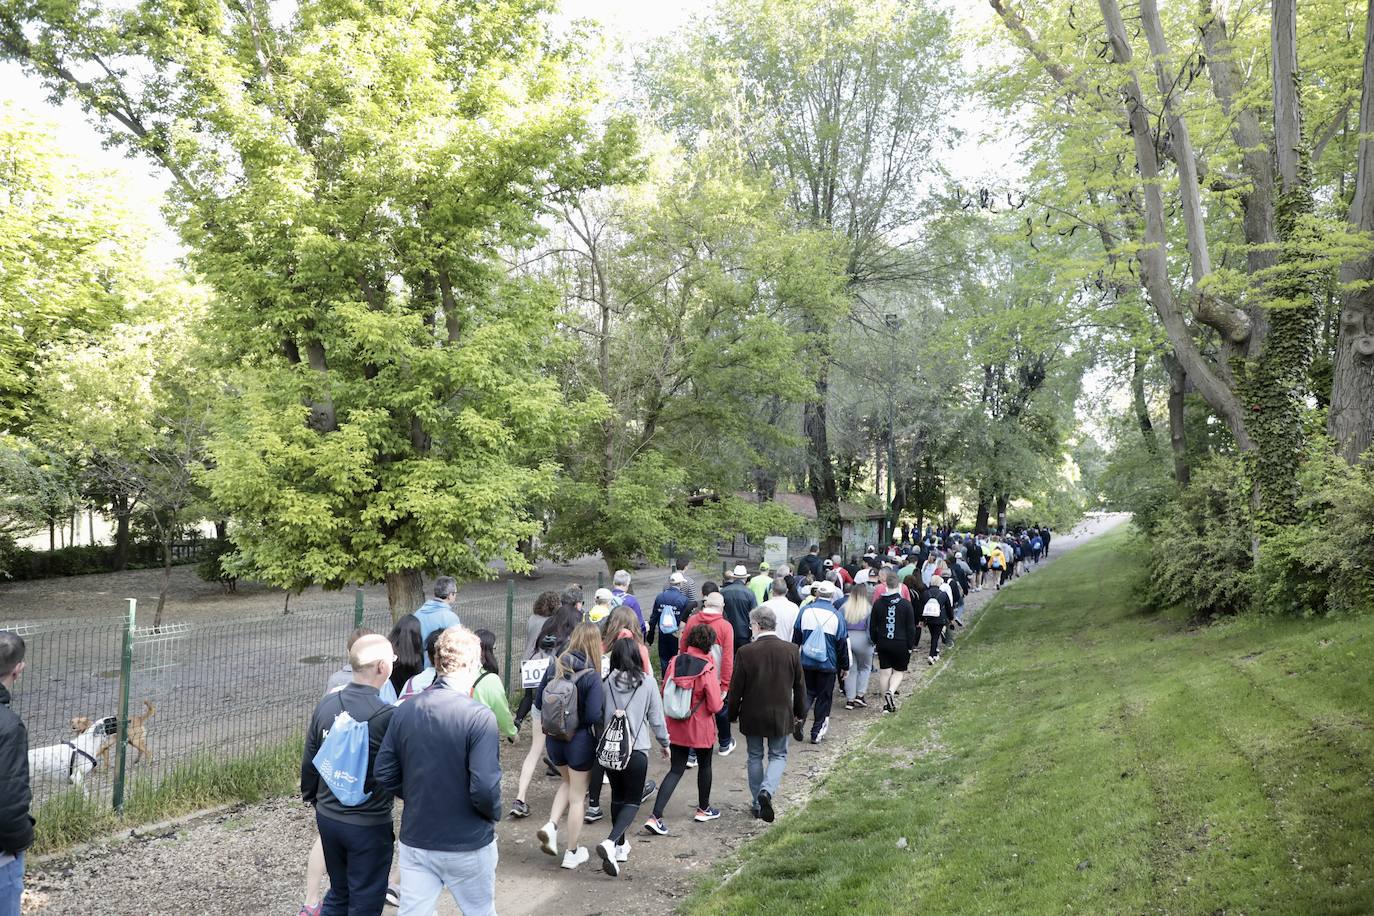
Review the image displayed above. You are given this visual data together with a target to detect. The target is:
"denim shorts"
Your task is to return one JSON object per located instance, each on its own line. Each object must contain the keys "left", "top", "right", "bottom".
{"left": 545, "top": 728, "right": 596, "bottom": 772}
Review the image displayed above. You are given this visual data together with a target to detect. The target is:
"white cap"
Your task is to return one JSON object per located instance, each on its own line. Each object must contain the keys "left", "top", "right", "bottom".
{"left": 594, "top": 587, "right": 614, "bottom": 603}
{"left": 669, "top": 571, "right": 685, "bottom": 584}
{"left": 818, "top": 581, "right": 841, "bottom": 599}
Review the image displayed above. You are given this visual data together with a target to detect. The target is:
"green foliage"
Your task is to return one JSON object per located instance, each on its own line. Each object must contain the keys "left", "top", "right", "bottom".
{"left": 1145, "top": 455, "right": 1255, "bottom": 617}
{"left": 195, "top": 538, "right": 238, "bottom": 592}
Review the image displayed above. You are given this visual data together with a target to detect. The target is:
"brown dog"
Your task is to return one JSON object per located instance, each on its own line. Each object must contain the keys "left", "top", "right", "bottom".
{"left": 72, "top": 700, "right": 155, "bottom": 767}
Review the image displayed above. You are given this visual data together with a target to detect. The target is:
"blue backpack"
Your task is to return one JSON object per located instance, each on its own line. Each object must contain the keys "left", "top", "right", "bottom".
{"left": 800, "top": 610, "right": 831, "bottom": 664}
{"left": 312, "top": 696, "right": 384, "bottom": 807}
{"left": 657, "top": 600, "right": 681, "bottom": 636}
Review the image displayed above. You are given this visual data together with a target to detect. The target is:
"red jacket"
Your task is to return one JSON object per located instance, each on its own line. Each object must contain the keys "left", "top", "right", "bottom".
{"left": 663, "top": 647, "right": 723, "bottom": 749}
{"left": 683, "top": 608, "right": 734, "bottom": 690}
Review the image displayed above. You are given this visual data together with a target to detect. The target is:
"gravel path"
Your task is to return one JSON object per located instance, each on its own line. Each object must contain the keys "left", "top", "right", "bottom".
{"left": 22, "top": 514, "right": 1129, "bottom": 916}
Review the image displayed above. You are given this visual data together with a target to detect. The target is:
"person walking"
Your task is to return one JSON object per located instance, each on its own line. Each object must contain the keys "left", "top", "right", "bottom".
{"left": 673, "top": 556, "right": 701, "bottom": 613}
{"left": 586, "top": 588, "right": 616, "bottom": 626}
{"left": 413, "top": 577, "right": 462, "bottom": 663}
{"left": 472, "top": 629, "right": 517, "bottom": 741}
{"left": 746, "top": 562, "right": 773, "bottom": 605}
{"left": 387, "top": 614, "right": 424, "bottom": 695}
{"left": 645, "top": 624, "right": 725, "bottom": 834}
{"left": 921, "top": 576, "right": 952, "bottom": 665}
{"left": 869, "top": 573, "right": 917, "bottom": 712}
{"left": 534, "top": 623, "right": 604, "bottom": 869}
{"left": 610, "top": 570, "right": 646, "bottom": 634}
{"left": 648, "top": 572, "right": 691, "bottom": 670}
{"left": 840, "top": 586, "right": 874, "bottom": 710}
{"left": 684, "top": 593, "right": 737, "bottom": 757}
{"left": 760, "top": 577, "right": 800, "bottom": 643}
{"left": 791, "top": 582, "right": 849, "bottom": 744}
{"left": 584, "top": 609, "right": 655, "bottom": 824}
{"left": 727, "top": 607, "right": 805, "bottom": 822}
{"left": 720, "top": 566, "right": 758, "bottom": 651}
{"left": 595, "top": 639, "right": 670, "bottom": 876}
{"left": 300, "top": 634, "right": 397, "bottom": 916}
{"left": 514, "top": 591, "right": 560, "bottom": 730}
{"left": 0, "top": 633, "right": 33, "bottom": 916}
{"left": 374, "top": 627, "right": 501, "bottom": 916}
{"left": 798, "top": 545, "right": 824, "bottom": 580}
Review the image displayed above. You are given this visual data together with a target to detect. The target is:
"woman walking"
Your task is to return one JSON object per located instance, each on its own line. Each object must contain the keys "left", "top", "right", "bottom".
{"left": 645, "top": 624, "right": 724, "bottom": 834}
{"left": 535, "top": 623, "right": 605, "bottom": 869}
{"left": 841, "top": 586, "right": 873, "bottom": 710}
{"left": 472, "top": 628, "right": 517, "bottom": 740}
{"left": 869, "top": 572, "right": 917, "bottom": 712}
{"left": 585, "top": 606, "right": 655, "bottom": 823}
{"left": 510, "top": 588, "right": 584, "bottom": 818}
{"left": 514, "top": 591, "right": 560, "bottom": 728}
{"left": 386, "top": 614, "right": 424, "bottom": 695}
{"left": 596, "top": 638, "right": 670, "bottom": 876}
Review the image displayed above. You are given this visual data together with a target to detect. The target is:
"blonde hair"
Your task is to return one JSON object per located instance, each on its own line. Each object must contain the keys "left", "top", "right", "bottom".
{"left": 602, "top": 606, "right": 643, "bottom": 648}
{"left": 554, "top": 622, "right": 603, "bottom": 680}
{"left": 843, "top": 587, "right": 871, "bottom": 626}
{"left": 433, "top": 627, "right": 481, "bottom": 677}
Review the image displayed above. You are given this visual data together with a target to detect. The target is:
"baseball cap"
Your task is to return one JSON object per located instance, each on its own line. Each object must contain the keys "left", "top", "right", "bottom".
{"left": 669, "top": 571, "right": 685, "bottom": 584}
{"left": 758, "top": 561, "right": 770, "bottom": 571}
{"left": 594, "top": 587, "right": 614, "bottom": 603}
{"left": 819, "top": 581, "right": 841, "bottom": 599}
{"left": 823, "top": 558, "right": 834, "bottom": 567}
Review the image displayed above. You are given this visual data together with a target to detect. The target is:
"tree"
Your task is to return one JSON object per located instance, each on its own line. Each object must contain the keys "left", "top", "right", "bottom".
{"left": 640, "top": 0, "right": 961, "bottom": 553}
{"left": 1, "top": 0, "right": 634, "bottom": 616}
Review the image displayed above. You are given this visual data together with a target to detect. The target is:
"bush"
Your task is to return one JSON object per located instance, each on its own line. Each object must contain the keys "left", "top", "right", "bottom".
{"left": 196, "top": 539, "right": 239, "bottom": 592}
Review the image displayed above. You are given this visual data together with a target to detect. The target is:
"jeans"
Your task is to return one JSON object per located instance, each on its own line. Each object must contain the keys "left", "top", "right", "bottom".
{"left": 745, "top": 734, "right": 789, "bottom": 806}
{"left": 606, "top": 750, "right": 648, "bottom": 843}
{"left": 844, "top": 630, "right": 874, "bottom": 701}
{"left": 716, "top": 705, "right": 733, "bottom": 749}
{"left": 801, "top": 669, "right": 836, "bottom": 738}
{"left": 315, "top": 813, "right": 394, "bottom": 916}
{"left": 0, "top": 854, "right": 22, "bottom": 916}
{"left": 654, "top": 744, "right": 713, "bottom": 816}
{"left": 397, "top": 839, "right": 498, "bottom": 916}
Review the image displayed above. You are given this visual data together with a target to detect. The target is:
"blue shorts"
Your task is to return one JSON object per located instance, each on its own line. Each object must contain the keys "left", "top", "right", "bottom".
{"left": 545, "top": 728, "right": 596, "bottom": 772}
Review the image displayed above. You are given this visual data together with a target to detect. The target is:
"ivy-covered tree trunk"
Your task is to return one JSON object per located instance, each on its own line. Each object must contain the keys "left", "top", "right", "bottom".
{"left": 805, "top": 357, "right": 843, "bottom": 556}
{"left": 1330, "top": 0, "right": 1374, "bottom": 465}
{"left": 974, "top": 491, "right": 991, "bottom": 534}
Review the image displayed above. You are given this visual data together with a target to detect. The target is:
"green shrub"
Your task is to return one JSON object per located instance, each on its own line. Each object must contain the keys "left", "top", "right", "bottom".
{"left": 196, "top": 539, "right": 238, "bottom": 592}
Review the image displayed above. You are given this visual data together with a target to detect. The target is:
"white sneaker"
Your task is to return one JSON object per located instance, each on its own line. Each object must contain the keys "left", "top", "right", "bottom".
{"left": 815, "top": 717, "right": 830, "bottom": 742}
{"left": 561, "top": 846, "right": 589, "bottom": 870}
{"left": 537, "top": 821, "right": 559, "bottom": 857}
{"left": 596, "top": 839, "right": 620, "bottom": 876}
{"left": 615, "top": 841, "right": 631, "bottom": 862}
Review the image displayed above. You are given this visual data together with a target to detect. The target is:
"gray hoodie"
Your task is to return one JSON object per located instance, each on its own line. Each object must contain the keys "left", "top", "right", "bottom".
{"left": 601, "top": 670, "right": 669, "bottom": 752}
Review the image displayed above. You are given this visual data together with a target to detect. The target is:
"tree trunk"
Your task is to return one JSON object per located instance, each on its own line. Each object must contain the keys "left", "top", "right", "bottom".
{"left": 1131, "top": 348, "right": 1158, "bottom": 452}
{"left": 1163, "top": 353, "right": 1191, "bottom": 486}
{"left": 113, "top": 494, "right": 132, "bottom": 571}
{"left": 153, "top": 520, "right": 173, "bottom": 630}
{"left": 1330, "top": 0, "right": 1374, "bottom": 464}
{"left": 995, "top": 494, "right": 1008, "bottom": 534}
{"left": 88, "top": 509, "right": 95, "bottom": 546}
{"left": 214, "top": 519, "right": 227, "bottom": 541}
{"left": 385, "top": 569, "right": 426, "bottom": 622}
{"left": 974, "top": 492, "right": 991, "bottom": 535}
{"left": 48, "top": 520, "right": 55, "bottom": 551}
{"left": 804, "top": 359, "right": 842, "bottom": 556}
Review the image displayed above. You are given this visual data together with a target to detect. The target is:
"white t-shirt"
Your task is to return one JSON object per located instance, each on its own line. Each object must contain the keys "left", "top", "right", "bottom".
{"left": 761, "top": 596, "right": 800, "bottom": 641}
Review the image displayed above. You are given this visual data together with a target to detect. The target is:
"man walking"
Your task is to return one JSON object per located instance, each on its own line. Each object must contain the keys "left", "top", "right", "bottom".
{"left": 760, "top": 577, "right": 800, "bottom": 644}
{"left": 720, "top": 565, "right": 758, "bottom": 651}
{"left": 375, "top": 627, "right": 501, "bottom": 916}
{"left": 746, "top": 562, "right": 773, "bottom": 605}
{"left": 301, "top": 634, "right": 397, "bottom": 916}
{"left": 413, "top": 577, "right": 462, "bottom": 663}
{"left": 798, "top": 545, "right": 824, "bottom": 580}
{"left": 0, "top": 633, "right": 33, "bottom": 916}
{"left": 791, "top": 582, "right": 849, "bottom": 744}
{"left": 727, "top": 607, "right": 805, "bottom": 823}
{"left": 610, "top": 570, "right": 646, "bottom": 634}
{"left": 648, "top": 572, "right": 692, "bottom": 669}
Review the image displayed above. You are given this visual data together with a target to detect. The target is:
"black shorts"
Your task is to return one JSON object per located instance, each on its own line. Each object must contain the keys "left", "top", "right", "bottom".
{"left": 875, "top": 646, "right": 911, "bottom": 672}
{"left": 546, "top": 728, "right": 596, "bottom": 772}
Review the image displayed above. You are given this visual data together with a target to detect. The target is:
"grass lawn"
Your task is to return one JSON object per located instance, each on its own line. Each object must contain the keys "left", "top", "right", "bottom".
{"left": 687, "top": 527, "right": 1374, "bottom": 915}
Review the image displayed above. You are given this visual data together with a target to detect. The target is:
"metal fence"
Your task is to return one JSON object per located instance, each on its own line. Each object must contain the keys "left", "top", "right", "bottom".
{"left": 3, "top": 585, "right": 520, "bottom": 818}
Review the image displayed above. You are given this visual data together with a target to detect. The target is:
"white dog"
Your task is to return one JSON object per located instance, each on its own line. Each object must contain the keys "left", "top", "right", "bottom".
{"left": 28, "top": 715, "right": 118, "bottom": 792}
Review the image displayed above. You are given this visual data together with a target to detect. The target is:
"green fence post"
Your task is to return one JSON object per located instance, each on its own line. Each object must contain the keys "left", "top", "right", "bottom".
{"left": 112, "top": 598, "right": 135, "bottom": 813}
{"left": 722, "top": 560, "right": 727, "bottom": 580}
{"left": 354, "top": 586, "right": 365, "bottom": 630}
{"left": 504, "top": 580, "right": 516, "bottom": 700}
{"left": 597, "top": 571, "right": 604, "bottom": 590}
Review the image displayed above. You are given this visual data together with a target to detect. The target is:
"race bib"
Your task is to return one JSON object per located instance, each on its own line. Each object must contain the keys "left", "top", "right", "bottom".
{"left": 521, "top": 655, "right": 611, "bottom": 688}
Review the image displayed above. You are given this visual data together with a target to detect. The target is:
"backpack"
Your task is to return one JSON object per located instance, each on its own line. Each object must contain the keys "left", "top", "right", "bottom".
{"left": 596, "top": 677, "right": 644, "bottom": 771}
{"left": 610, "top": 592, "right": 626, "bottom": 609}
{"left": 709, "top": 642, "right": 723, "bottom": 673}
{"left": 800, "top": 610, "right": 830, "bottom": 664}
{"left": 541, "top": 666, "right": 594, "bottom": 740}
{"left": 657, "top": 601, "right": 681, "bottom": 636}
{"left": 922, "top": 597, "right": 942, "bottom": 618}
{"left": 662, "top": 657, "right": 707, "bottom": 720}
{"left": 311, "top": 696, "right": 385, "bottom": 807}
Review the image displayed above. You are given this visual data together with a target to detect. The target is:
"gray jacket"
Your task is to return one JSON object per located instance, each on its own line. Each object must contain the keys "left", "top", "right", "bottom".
{"left": 601, "top": 671, "right": 669, "bottom": 752}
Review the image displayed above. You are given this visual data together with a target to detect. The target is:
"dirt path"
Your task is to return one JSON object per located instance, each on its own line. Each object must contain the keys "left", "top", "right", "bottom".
{"left": 22, "top": 515, "right": 1129, "bottom": 916}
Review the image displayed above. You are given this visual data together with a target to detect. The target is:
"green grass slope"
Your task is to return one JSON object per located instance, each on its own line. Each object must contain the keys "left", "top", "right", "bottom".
{"left": 687, "top": 527, "right": 1374, "bottom": 915}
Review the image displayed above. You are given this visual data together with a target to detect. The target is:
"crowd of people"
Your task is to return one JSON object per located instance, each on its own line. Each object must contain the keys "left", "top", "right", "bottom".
{"left": 0, "top": 526, "right": 1052, "bottom": 916}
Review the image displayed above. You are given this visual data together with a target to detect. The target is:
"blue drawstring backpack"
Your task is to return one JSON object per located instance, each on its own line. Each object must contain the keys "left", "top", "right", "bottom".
{"left": 801, "top": 611, "right": 830, "bottom": 664}
{"left": 312, "top": 696, "right": 383, "bottom": 806}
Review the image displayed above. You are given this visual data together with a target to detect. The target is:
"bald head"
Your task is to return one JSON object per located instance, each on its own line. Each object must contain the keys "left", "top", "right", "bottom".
{"left": 349, "top": 634, "right": 394, "bottom": 687}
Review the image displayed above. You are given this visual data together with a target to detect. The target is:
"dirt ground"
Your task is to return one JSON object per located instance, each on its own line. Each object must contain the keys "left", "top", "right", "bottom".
{"left": 21, "top": 515, "right": 1128, "bottom": 916}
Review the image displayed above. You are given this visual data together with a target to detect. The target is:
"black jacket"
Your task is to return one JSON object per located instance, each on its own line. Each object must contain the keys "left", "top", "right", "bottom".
{"left": 0, "top": 684, "right": 34, "bottom": 855}
{"left": 868, "top": 594, "right": 917, "bottom": 651}
{"left": 301, "top": 682, "right": 396, "bottom": 827}
{"left": 798, "top": 553, "right": 824, "bottom": 580}
{"left": 720, "top": 582, "right": 758, "bottom": 648}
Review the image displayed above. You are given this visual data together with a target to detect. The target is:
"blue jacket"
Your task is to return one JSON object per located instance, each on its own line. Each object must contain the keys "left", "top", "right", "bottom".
{"left": 374, "top": 677, "right": 501, "bottom": 852}
{"left": 648, "top": 586, "right": 691, "bottom": 642}
{"left": 791, "top": 599, "right": 850, "bottom": 672}
{"left": 413, "top": 599, "right": 462, "bottom": 667}
{"left": 611, "top": 589, "right": 646, "bottom": 633}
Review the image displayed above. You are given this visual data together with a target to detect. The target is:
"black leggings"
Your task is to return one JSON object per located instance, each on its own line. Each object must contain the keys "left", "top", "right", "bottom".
{"left": 925, "top": 618, "right": 943, "bottom": 657}
{"left": 606, "top": 750, "right": 648, "bottom": 843}
{"left": 653, "top": 744, "right": 713, "bottom": 817}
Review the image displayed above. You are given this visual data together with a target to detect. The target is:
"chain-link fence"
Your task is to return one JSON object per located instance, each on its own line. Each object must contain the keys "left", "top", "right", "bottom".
{"left": 4, "top": 587, "right": 519, "bottom": 822}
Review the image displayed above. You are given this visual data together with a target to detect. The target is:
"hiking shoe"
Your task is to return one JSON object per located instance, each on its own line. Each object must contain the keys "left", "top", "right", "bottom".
{"left": 883, "top": 691, "right": 895, "bottom": 713}
{"left": 854, "top": 696, "right": 867, "bottom": 708}
{"left": 694, "top": 807, "right": 721, "bottom": 822}
{"left": 718, "top": 738, "right": 737, "bottom": 756}
{"left": 298, "top": 905, "right": 322, "bottom": 916}
{"left": 561, "top": 846, "right": 589, "bottom": 870}
{"left": 758, "top": 790, "right": 775, "bottom": 823}
{"left": 844, "top": 701, "right": 856, "bottom": 711}
{"left": 509, "top": 798, "right": 531, "bottom": 819}
{"left": 792, "top": 719, "right": 805, "bottom": 742}
{"left": 686, "top": 751, "right": 698, "bottom": 768}
{"left": 615, "top": 841, "right": 631, "bottom": 862}
{"left": 584, "top": 805, "right": 604, "bottom": 824}
{"left": 641, "top": 779, "right": 657, "bottom": 802}
{"left": 385, "top": 883, "right": 400, "bottom": 907}
{"left": 596, "top": 839, "right": 620, "bottom": 877}
{"left": 537, "top": 821, "right": 559, "bottom": 857}
{"left": 644, "top": 816, "right": 668, "bottom": 835}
